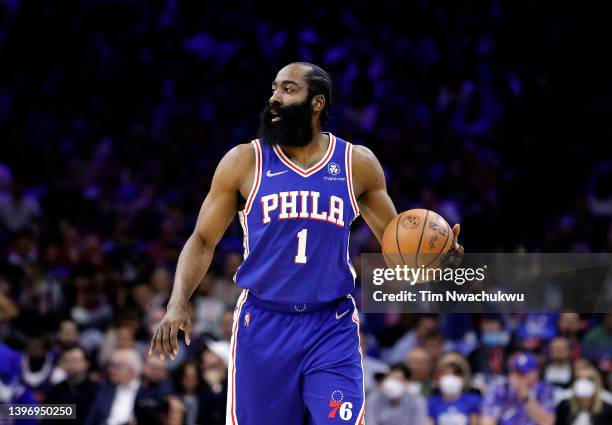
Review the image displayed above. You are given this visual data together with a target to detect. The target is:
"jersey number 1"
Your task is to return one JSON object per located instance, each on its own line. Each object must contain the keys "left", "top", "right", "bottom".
{"left": 295, "top": 229, "right": 308, "bottom": 264}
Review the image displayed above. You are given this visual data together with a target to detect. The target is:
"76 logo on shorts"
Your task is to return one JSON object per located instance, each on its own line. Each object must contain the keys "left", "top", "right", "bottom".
{"left": 328, "top": 390, "right": 352, "bottom": 421}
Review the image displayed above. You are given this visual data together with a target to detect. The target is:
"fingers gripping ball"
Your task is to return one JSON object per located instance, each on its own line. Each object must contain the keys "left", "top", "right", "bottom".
{"left": 382, "top": 209, "right": 455, "bottom": 270}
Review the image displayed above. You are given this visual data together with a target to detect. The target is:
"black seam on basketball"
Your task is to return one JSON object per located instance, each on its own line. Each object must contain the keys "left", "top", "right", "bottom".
{"left": 415, "top": 210, "right": 429, "bottom": 267}
{"left": 424, "top": 222, "right": 451, "bottom": 268}
{"left": 383, "top": 251, "right": 397, "bottom": 267}
{"left": 395, "top": 213, "right": 407, "bottom": 265}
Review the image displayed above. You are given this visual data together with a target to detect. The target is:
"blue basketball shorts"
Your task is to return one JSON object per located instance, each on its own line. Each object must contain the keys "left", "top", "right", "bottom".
{"left": 225, "top": 290, "right": 365, "bottom": 425}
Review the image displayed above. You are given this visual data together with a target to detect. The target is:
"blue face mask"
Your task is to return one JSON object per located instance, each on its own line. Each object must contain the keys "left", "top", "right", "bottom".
{"left": 482, "top": 331, "right": 509, "bottom": 347}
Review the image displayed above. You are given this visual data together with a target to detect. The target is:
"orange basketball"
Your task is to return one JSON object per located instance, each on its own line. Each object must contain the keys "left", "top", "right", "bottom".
{"left": 382, "top": 209, "right": 454, "bottom": 269}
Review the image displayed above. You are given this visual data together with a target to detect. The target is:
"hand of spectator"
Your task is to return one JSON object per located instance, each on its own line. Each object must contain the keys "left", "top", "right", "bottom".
{"left": 149, "top": 303, "right": 192, "bottom": 361}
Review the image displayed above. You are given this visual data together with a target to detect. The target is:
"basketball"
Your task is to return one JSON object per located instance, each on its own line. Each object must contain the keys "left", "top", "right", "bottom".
{"left": 382, "top": 209, "right": 455, "bottom": 269}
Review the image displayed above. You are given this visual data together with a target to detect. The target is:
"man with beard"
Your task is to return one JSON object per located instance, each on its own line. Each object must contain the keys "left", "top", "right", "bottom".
{"left": 150, "top": 62, "right": 463, "bottom": 425}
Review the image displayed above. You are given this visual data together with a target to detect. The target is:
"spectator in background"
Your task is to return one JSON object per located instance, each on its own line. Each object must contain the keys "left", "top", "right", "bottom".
{"left": 583, "top": 313, "right": 612, "bottom": 364}
{"left": 427, "top": 357, "right": 480, "bottom": 425}
{"left": 21, "top": 338, "right": 55, "bottom": 399}
{"left": 544, "top": 337, "right": 573, "bottom": 390}
{"left": 406, "top": 347, "right": 433, "bottom": 396}
{"left": 85, "top": 348, "right": 143, "bottom": 425}
{"left": 557, "top": 313, "right": 583, "bottom": 360}
{"left": 193, "top": 272, "right": 225, "bottom": 339}
{"left": 482, "top": 352, "right": 555, "bottom": 425}
{"left": 555, "top": 365, "right": 612, "bottom": 425}
{"left": 361, "top": 330, "right": 390, "bottom": 394}
{"left": 134, "top": 356, "right": 175, "bottom": 425}
{"left": 423, "top": 330, "right": 447, "bottom": 368}
{"left": 386, "top": 314, "right": 438, "bottom": 364}
{"left": 366, "top": 364, "right": 428, "bottom": 425}
{"left": 44, "top": 346, "right": 98, "bottom": 425}
{"left": 172, "top": 360, "right": 202, "bottom": 425}
{"left": 0, "top": 182, "right": 41, "bottom": 233}
{"left": 469, "top": 315, "right": 510, "bottom": 384}
{"left": 198, "top": 341, "right": 230, "bottom": 425}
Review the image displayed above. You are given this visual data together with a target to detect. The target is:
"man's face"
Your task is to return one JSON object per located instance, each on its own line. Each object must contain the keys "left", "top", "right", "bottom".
{"left": 549, "top": 337, "right": 570, "bottom": 363}
{"left": 257, "top": 64, "right": 316, "bottom": 148}
{"left": 108, "top": 353, "right": 136, "bottom": 385}
{"left": 509, "top": 370, "right": 539, "bottom": 389}
{"left": 143, "top": 356, "right": 167, "bottom": 383}
{"left": 60, "top": 349, "right": 88, "bottom": 379}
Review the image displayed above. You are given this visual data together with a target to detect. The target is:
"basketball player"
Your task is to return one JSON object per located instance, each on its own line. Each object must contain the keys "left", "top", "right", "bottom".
{"left": 149, "top": 62, "right": 463, "bottom": 424}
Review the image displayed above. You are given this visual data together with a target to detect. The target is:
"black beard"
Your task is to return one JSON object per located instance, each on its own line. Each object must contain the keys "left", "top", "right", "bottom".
{"left": 257, "top": 97, "right": 314, "bottom": 147}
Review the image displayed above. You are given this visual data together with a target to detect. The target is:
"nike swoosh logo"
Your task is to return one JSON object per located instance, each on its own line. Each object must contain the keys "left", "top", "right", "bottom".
{"left": 336, "top": 309, "right": 351, "bottom": 320}
{"left": 266, "top": 170, "right": 288, "bottom": 177}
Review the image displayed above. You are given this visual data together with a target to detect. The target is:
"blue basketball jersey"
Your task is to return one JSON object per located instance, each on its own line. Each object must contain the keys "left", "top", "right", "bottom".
{"left": 234, "top": 133, "right": 360, "bottom": 304}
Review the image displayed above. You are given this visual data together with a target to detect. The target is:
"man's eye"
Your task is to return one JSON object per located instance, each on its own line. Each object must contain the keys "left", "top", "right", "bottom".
{"left": 285, "top": 88, "right": 293, "bottom": 93}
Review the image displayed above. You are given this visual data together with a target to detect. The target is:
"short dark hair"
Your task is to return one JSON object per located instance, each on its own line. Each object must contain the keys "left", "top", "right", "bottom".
{"left": 293, "top": 62, "right": 333, "bottom": 125}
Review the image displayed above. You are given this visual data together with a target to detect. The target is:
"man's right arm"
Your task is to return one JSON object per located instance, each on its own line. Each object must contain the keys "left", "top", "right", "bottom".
{"left": 149, "top": 143, "right": 254, "bottom": 360}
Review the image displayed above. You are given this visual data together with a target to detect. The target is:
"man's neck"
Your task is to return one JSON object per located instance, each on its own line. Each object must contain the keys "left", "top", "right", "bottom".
{"left": 279, "top": 131, "right": 328, "bottom": 169}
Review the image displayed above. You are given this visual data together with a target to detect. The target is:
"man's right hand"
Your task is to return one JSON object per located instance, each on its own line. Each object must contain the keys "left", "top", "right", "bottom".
{"left": 149, "top": 303, "right": 193, "bottom": 360}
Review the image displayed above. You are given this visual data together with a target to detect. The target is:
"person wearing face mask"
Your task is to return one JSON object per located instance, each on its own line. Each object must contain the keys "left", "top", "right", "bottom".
{"left": 427, "top": 360, "right": 481, "bottom": 425}
{"left": 469, "top": 315, "right": 510, "bottom": 383}
{"left": 555, "top": 365, "right": 612, "bottom": 425}
{"left": 366, "top": 365, "right": 428, "bottom": 425}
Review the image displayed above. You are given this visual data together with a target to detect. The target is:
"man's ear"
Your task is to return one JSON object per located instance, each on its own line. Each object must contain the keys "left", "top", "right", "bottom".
{"left": 312, "top": 94, "right": 325, "bottom": 113}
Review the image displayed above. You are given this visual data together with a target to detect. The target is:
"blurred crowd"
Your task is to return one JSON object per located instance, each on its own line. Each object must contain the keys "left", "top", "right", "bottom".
{"left": 1, "top": 0, "right": 612, "bottom": 424}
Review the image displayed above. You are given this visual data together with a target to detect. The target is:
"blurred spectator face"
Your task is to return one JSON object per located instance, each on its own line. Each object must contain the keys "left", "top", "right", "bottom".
{"left": 406, "top": 347, "right": 430, "bottom": 382}
{"left": 132, "top": 283, "right": 153, "bottom": 310}
{"left": 26, "top": 339, "right": 47, "bottom": 371}
{"left": 424, "top": 331, "right": 445, "bottom": 362}
{"left": 381, "top": 369, "right": 407, "bottom": 402}
{"left": 549, "top": 337, "right": 570, "bottom": 363}
{"left": 480, "top": 317, "right": 509, "bottom": 347}
{"left": 59, "top": 347, "right": 88, "bottom": 381}
{"left": 108, "top": 349, "right": 142, "bottom": 385}
{"left": 181, "top": 363, "right": 199, "bottom": 395}
{"left": 221, "top": 310, "right": 234, "bottom": 341}
{"left": 223, "top": 253, "right": 242, "bottom": 278}
{"left": 438, "top": 363, "right": 464, "bottom": 398}
{"left": 415, "top": 315, "right": 438, "bottom": 342}
{"left": 558, "top": 313, "right": 581, "bottom": 337}
{"left": 509, "top": 353, "right": 540, "bottom": 390}
{"left": 58, "top": 320, "right": 79, "bottom": 347}
{"left": 151, "top": 268, "right": 171, "bottom": 294}
{"left": 116, "top": 326, "right": 136, "bottom": 349}
{"left": 201, "top": 342, "right": 229, "bottom": 390}
{"left": 143, "top": 356, "right": 167, "bottom": 384}
{"left": 572, "top": 367, "right": 600, "bottom": 403}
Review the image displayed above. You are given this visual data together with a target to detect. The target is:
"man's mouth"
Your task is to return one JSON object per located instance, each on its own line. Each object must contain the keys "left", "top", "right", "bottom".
{"left": 271, "top": 110, "right": 281, "bottom": 122}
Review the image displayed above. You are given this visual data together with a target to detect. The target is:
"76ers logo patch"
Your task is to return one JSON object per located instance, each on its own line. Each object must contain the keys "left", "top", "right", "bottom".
{"left": 244, "top": 312, "right": 251, "bottom": 327}
{"left": 328, "top": 390, "right": 353, "bottom": 421}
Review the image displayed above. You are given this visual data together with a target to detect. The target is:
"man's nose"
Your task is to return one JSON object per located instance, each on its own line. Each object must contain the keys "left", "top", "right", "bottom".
{"left": 269, "top": 89, "right": 282, "bottom": 105}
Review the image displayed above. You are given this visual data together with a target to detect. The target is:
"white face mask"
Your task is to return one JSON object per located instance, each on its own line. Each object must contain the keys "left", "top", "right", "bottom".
{"left": 573, "top": 378, "right": 596, "bottom": 398}
{"left": 439, "top": 374, "right": 464, "bottom": 396}
{"left": 0, "top": 379, "right": 16, "bottom": 403}
{"left": 382, "top": 378, "right": 405, "bottom": 400}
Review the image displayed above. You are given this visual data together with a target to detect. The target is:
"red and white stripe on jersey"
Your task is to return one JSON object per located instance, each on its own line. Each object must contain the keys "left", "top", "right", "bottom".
{"left": 226, "top": 289, "right": 249, "bottom": 425}
{"left": 273, "top": 134, "right": 336, "bottom": 177}
{"left": 349, "top": 295, "right": 366, "bottom": 425}
{"left": 244, "top": 139, "right": 262, "bottom": 215}
{"left": 237, "top": 211, "right": 250, "bottom": 258}
{"left": 345, "top": 142, "right": 360, "bottom": 218}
